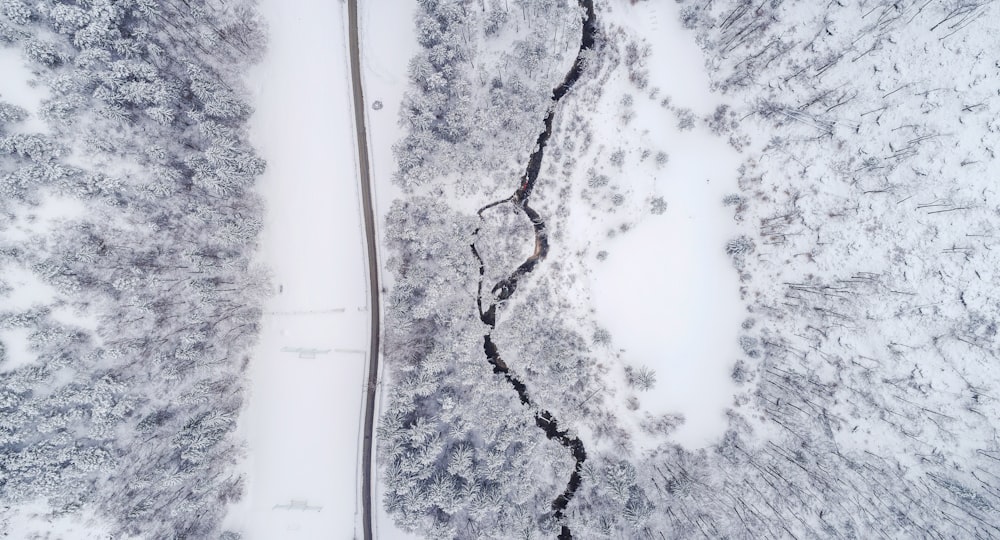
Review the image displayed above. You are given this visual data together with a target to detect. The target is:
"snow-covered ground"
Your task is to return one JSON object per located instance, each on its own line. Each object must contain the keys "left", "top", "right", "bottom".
{"left": 359, "top": 0, "right": 409, "bottom": 251}
{"left": 0, "top": 46, "right": 49, "bottom": 134}
{"left": 586, "top": 1, "right": 744, "bottom": 449}
{"left": 223, "top": 0, "right": 425, "bottom": 537}
{"left": 224, "top": 0, "right": 371, "bottom": 537}
{"left": 0, "top": 501, "right": 124, "bottom": 539}
{"left": 358, "top": 0, "right": 423, "bottom": 538}
{"left": 0, "top": 46, "right": 56, "bottom": 377}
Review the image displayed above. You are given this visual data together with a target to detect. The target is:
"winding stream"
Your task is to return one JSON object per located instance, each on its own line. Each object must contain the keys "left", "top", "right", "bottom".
{"left": 470, "top": 1, "right": 596, "bottom": 537}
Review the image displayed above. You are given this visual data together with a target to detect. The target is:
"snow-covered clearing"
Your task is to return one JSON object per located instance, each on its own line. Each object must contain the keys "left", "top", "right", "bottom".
{"left": 587, "top": 1, "right": 743, "bottom": 449}
{"left": 0, "top": 46, "right": 48, "bottom": 134}
{"left": 224, "top": 0, "right": 371, "bottom": 537}
{"left": 0, "top": 500, "right": 125, "bottom": 540}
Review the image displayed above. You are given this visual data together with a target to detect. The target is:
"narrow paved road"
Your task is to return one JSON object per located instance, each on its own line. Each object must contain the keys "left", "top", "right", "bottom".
{"left": 345, "top": 1, "right": 381, "bottom": 539}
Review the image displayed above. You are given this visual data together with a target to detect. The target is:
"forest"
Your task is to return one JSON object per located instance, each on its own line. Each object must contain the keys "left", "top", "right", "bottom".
{"left": 382, "top": 0, "right": 666, "bottom": 536}
{"left": 1, "top": 0, "right": 997, "bottom": 538}
{"left": 0, "top": 0, "right": 265, "bottom": 536}
{"left": 381, "top": 0, "right": 1000, "bottom": 538}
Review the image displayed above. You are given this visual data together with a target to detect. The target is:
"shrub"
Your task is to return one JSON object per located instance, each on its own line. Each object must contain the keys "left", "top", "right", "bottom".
{"left": 625, "top": 365, "right": 656, "bottom": 391}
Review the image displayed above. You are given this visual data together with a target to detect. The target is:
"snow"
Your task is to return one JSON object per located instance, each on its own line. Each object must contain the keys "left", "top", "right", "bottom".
{"left": 0, "top": 267, "right": 58, "bottom": 373}
{"left": 221, "top": 0, "right": 427, "bottom": 535}
{"left": 358, "top": 0, "right": 424, "bottom": 537}
{"left": 2, "top": 195, "right": 88, "bottom": 243}
{"left": 0, "top": 500, "right": 125, "bottom": 540}
{"left": 0, "top": 265, "right": 58, "bottom": 313}
{"left": 586, "top": 1, "right": 744, "bottom": 449}
{"left": 0, "top": 328, "right": 33, "bottom": 372}
{"left": 358, "top": 0, "right": 410, "bottom": 261}
{"left": 0, "top": 48, "right": 69, "bottom": 374}
{"left": 49, "top": 304, "right": 99, "bottom": 335}
{"left": 0, "top": 45, "right": 48, "bottom": 133}
{"left": 224, "top": 0, "right": 372, "bottom": 537}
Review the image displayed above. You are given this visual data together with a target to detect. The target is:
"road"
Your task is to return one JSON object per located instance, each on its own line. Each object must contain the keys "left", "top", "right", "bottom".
{"left": 345, "top": 0, "right": 381, "bottom": 539}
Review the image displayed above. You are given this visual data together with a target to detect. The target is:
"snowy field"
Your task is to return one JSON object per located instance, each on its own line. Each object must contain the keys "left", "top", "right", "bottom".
{"left": 223, "top": 0, "right": 370, "bottom": 537}
{"left": 593, "top": 1, "right": 743, "bottom": 449}
{"left": 577, "top": 1, "right": 744, "bottom": 449}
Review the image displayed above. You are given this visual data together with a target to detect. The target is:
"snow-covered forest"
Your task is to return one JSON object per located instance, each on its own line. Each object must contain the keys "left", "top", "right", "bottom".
{"left": 0, "top": 0, "right": 265, "bottom": 536}
{"left": 379, "top": 0, "right": 1000, "bottom": 538}
{"left": 3, "top": 0, "right": 999, "bottom": 538}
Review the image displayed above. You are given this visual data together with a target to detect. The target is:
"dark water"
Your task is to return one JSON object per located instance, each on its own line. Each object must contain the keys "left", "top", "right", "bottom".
{"left": 469, "top": 0, "right": 597, "bottom": 537}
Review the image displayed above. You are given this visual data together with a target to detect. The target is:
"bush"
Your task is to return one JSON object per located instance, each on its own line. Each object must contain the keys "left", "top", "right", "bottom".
{"left": 625, "top": 365, "right": 656, "bottom": 391}
{"left": 593, "top": 327, "right": 612, "bottom": 344}
{"left": 675, "top": 108, "right": 695, "bottom": 131}
{"left": 610, "top": 149, "right": 625, "bottom": 168}
{"left": 650, "top": 197, "right": 667, "bottom": 215}
{"left": 726, "top": 235, "right": 755, "bottom": 256}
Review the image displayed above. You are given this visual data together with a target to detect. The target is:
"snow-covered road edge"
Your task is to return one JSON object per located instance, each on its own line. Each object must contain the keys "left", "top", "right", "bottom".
{"left": 357, "top": 0, "right": 421, "bottom": 537}
{"left": 224, "top": 0, "right": 371, "bottom": 537}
